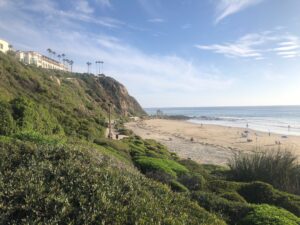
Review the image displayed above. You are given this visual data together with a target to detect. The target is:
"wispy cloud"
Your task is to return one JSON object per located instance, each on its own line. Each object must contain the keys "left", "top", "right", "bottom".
{"left": 196, "top": 31, "right": 300, "bottom": 60}
{"left": 147, "top": 18, "right": 165, "bottom": 23}
{"left": 274, "top": 37, "right": 300, "bottom": 58}
{"left": 215, "top": 0, "right": 264, "bottom": 24}
{"left": 95, "top": 0, "right": 112, "bottom": 8}
{"left": 181, "top": 23, "right": 192, "bottom": 29}
{"left": 195, "top": 33, "right": 266, "bottom": 58}
{"left": 15, "top": 0, "right": 123, "bottom": 29}
{"left": 75, "top": 0, "right": 94, "bottom": 14}
{"left": 0, "top": 0, "right": 234, "bottom": 107}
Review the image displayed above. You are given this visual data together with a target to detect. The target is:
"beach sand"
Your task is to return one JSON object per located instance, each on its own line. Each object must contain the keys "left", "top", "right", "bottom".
{"left": 126, "top": 119, "right": 300, "bottom": 165}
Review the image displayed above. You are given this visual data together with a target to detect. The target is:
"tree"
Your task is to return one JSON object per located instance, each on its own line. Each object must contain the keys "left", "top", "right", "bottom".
{"left": 61, "top": 54, "right": 66, "bottom": 65}
{"left": 69, "top": 60, "right": 74, "bottom": 72}
{"left": 8, "top": 44, "right": 13, "bottom": 51}
{"left": 57, "top": 54, "right": 61, "bottom": 62}
{"left": 100, "top": 61, "right": 104, "bottom": 74}
{"left": 47, "top": 48, "right": 52, "bottom": 58}
{"left": 52, "top": 51, "right": 56, "bottom": 59}
{"left": 87, "top": 62, "right": 92, "bottom": 74}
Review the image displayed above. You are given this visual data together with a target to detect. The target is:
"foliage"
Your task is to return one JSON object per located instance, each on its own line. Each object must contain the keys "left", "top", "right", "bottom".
{"left": 219, "top": 192, "right": 247, "bottom": 203}
{"left": 238, "top": 181, "right": 300, "bottom": 217}
{"left": 0, "top": 53, "right": 144, "bottom": 141}
{"left": 178, "top": 173, "right": 206, "bottom": 191}
{"left": 238, "top": 204, "right": 300, "bottom": 225}
{"left": 0, "top": 101, "right": 15, "bottom": 135}
{"left": 191, "top": 191, "right": 252, "bottom": 224}
{"left": 0, "top": 141, "right": 225, "bottom": 225}
{"left": 13, "top": 131, "right": 65, "bottom": 145}
{"left": 134, "top": 156, "right": 189, "bottom": 177}
{"left": 228, "top": 150, "right": 300, "bottom": 194}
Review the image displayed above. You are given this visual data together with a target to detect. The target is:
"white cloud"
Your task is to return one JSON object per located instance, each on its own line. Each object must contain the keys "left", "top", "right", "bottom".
{"left": 196, "top": 31, "right": 300, "bottom": 60}
{"left": 273, "top": 37, "right": 300, "bottom": 58}
{"left": 147, "top": 18, "right": 165, "bottom": 23}
{"left": 0, "top": 0, "right": 234, "bottom": 107}
{"left": 181, "top": 24, "right": 192, "bottom": 29}
{"left": 196, "top": 33, "right": 265, "bottom": 58}
{"left": 75, "top": 0, "right": 94, "bottom": 14}
{"left": 96, "top": 0, "right": 111, "bottom": 8}
{"left": 215, "top": 0, "right": 264, "bottom": 24}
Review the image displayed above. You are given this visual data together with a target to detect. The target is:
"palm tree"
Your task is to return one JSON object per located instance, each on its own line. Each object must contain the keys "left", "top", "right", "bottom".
{"left": 87, "top": 62, "right": 92, "bottom": 74}
{"left": 95, "top": 61, "right": 100, "bottom": 74}
{"left": 52, "top": 51, "right": 56, "bottom": 59}
{"left": 100, "top": 61, "right": 104, "bottom": 74}
{"left": 47, "top": 48, "right": 52, "bottom": 58}
{"left": 69, "top": 60, "right": 74, "bottom": 72}
{"left": 8, "top": 44, "right": 13, "bottom": 51}
{"left": 57, "top": 54, "right": 61, "bottom": 62}
{"left": 61, "top": 54, "right": 66, "bottom": 64}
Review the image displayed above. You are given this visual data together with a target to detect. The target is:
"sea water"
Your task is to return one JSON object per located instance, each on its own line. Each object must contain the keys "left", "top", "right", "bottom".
{"left": 145, "top": 106, "right": 300, "bottom": 136}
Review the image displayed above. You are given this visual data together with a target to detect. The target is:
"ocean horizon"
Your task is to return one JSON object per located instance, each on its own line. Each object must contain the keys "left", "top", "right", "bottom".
{"left": 144, "top": 105, "right": 300, "bottom": 136}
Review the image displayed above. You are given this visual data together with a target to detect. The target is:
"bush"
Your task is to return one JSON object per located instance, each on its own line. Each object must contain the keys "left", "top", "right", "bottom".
{"left": 170, "top": 180, "right": 189, "bottom": 192}
{"left": 0, "top": 141, "right": 226, "bottom": 225}
{"left": 191, "top": 191, "right": 252, "bottom": 224}
{"left": 228, "top": 150, "right": 300, "bottom": 194}
{"left": 238, "top": 204, "right": 300, "bottom": 225}
{"left": 13, "top": 131, "right": 64, "bottom": 145}
{"left": 134, "top": 156, "right": 189, "bottom": 177}
{"left": 178, "top": 174, "right": 206, "bottom": 191}
{"left": 238, "top": 181, "right": 300, "bottom": 217}
{"left": 219, "top": 192, "right": 247, "bottom": 203}
{"left": 0, "top": 102, "right": 15, "bottom": 135}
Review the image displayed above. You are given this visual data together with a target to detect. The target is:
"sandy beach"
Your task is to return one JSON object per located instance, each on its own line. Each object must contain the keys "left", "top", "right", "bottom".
{"left": 126, "top": 119, "right": 300, "bottom": 165}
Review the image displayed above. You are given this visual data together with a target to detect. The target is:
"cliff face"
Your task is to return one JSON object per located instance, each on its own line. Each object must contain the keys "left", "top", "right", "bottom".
{"left": 0, "top": 53, "right": 146, "bottom": 139}
{"left": 0, "top": 53, "right": 146, "bottom": 118}
{"left": 97, "top": 75, "right": 145, "bottom": 116}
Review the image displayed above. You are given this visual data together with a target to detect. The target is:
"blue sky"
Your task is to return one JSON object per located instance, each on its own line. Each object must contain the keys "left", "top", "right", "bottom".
{"left": 0, "top": 0, "right": 300, "bottom": 107}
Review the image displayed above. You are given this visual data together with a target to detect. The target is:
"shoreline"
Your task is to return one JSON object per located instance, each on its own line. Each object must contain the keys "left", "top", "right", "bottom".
{"left": 126, "top": 119, "right": 300, "bottom": 165}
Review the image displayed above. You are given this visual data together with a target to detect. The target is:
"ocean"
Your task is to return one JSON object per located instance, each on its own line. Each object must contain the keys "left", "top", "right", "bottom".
{"left": 145, "top": 106, "right": 300, "bottom": 136}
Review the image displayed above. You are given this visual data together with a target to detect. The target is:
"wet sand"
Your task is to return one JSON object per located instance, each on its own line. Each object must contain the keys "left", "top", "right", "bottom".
{"left": 126, "top": 119, "right": 300, "bottom": 165}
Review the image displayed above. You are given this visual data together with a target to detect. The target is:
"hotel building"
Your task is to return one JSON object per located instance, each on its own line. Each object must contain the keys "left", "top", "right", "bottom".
{"left": 0, "top": 39, "right": 10, "bottom": 53}
{"left": 16, "top": 51, "right": 68, "bottom": 71}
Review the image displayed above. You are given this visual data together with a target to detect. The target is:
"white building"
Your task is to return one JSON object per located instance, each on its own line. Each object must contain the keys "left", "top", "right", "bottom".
{"left": 0, "top": 39, "right": 10, "bottom": 53}
{"left": 16, "top": 51, "right": 68, "bottom": 71}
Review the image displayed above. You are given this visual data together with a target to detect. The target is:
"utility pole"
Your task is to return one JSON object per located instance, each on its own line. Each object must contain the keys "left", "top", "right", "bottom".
{"left": 108, "top": 103, "right": 113, "bottom": 139}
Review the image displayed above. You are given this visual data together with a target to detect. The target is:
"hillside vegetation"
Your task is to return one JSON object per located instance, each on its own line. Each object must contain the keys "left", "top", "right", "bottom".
{"left": 0, "top": 53, "right": 300, "bottom": 224}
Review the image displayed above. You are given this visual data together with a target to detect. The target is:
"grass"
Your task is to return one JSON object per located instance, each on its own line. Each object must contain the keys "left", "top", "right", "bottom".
{"left": 228, "top": 149, "right": 300, "bottom": 194}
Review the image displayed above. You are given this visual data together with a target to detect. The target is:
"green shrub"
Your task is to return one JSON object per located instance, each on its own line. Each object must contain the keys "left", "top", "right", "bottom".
{"left": 238, "top": 204, "right": 300, "bottom": 225}
{"left": 238, "top": 181, "right": 300, "bottom": 217}
{"left": 191, "top": 191, "right": 252, "bottom": 224}
{"left": 219, "top": 192, "right": 247, "bottom": 203}
{"left": 228, "top": 150, "right": 300, "bottom": 194}
{"left": 0, "top": 141, "right": 225, "bottom": 225}
{"left": 207, "top": 180, "right": 242, "bottom": 194}
{"left": 178, "top": 174, "right": 206, "bottom": 191}
{"left": 179, "top": 159, "right": 209, "bottom": 178}
{"left": 170, "top": 180, "right": 189, "bottom": 192}
{"left": 13, "top": 131, "right": 64, "bottom": 145}
{"left": 0, "top": 102, "right": 15, "bottom": 135}
{"left": 134, "top": 156, "right": 189, "bottom": 177}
